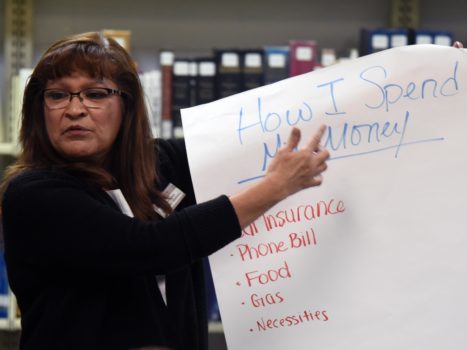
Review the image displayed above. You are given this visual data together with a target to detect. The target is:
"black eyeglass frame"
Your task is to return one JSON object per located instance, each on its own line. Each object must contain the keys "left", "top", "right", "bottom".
{"left": 43, "top": 87, "right": 126, "bottom": 109}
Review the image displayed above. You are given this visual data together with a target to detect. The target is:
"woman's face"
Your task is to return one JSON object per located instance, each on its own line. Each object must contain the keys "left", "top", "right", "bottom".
{"left": 44, "top": 72, "right": 123, "bottom": 163}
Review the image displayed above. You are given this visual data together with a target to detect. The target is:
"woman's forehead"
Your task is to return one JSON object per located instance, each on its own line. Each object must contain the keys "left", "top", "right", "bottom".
{"left": 42, "top": 49, "right": 117, "bottom": 82}
{"left": 45, "top": 72, "right": 115, "bottom": 87}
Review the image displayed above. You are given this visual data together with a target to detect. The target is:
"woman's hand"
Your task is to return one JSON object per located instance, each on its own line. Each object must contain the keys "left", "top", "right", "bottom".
{"left": 265, "top": 125, "right": 329, "bottom": 200}
{"left": 230, "top": 125, "right": 330, "bottom": 229}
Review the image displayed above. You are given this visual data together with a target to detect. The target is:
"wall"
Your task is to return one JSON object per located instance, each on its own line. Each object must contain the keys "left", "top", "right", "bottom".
{"left": 3, "top": 0, "right": 466, "bottom": 73}
{"left": 421, "top": 0, "right": 467, "bottom": 38}
{"left": 33, "top": 0, "right": 392, "bottom": 71}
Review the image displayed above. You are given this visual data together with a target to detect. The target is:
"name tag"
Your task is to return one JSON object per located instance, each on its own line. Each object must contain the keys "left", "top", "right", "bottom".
{"left": 153, "top": 183, "right": 186, "bottom": 218}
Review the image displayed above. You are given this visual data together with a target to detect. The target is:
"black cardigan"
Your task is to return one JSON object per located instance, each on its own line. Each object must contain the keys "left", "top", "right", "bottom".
{"left": 2, "top": 139, "right": 241, "bottom": 350}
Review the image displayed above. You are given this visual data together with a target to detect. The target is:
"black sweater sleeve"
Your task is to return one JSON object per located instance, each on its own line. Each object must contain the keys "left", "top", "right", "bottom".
{"left": 2, "top": 166, "right": 240, "bottom": 277}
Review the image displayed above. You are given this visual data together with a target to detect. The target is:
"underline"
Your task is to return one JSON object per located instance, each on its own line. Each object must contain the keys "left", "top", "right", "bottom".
{"left": 237, "top": 137, "right": 445, "bottom": 185}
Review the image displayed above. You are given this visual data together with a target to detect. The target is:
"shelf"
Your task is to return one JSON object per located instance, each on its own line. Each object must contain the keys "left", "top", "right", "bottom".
{"left": 11, "top": 318, "right": 20, "bottom": 330}
{"left": 0, "top": 143, "right": 19, "bottom": 156}
{"left": 208, "top": 321, "right": 224, "bottom": 333}
{"left": 0, "top": 317, "right": 19, "bottom": 331}
{"left": 0, "top": 319, "right": 8, "bottom": 329}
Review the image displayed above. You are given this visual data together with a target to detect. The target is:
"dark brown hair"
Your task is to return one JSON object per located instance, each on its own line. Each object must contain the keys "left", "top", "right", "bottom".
{"left": 0, "top": 31, "right": 170, "bottom": 220}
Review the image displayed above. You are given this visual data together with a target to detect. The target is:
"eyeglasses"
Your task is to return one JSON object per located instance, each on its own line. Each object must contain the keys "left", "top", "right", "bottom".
{"left": 43, "top": 87, "right": 125, "bottom": 110}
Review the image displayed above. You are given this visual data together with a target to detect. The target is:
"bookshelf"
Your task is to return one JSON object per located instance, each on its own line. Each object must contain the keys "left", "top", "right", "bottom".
{"left": 2, "top": 0, "right": 467, "bottom": 142}
{"left": 1, "top": 1, "right": 467, "bottom": 348}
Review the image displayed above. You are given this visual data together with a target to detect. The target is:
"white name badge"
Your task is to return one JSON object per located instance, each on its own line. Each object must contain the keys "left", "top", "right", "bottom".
{"left": 153, "top": 183, "right": 186, "bottom": 218}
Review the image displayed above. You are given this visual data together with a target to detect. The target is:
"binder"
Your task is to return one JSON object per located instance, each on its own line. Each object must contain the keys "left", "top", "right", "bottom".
{"left": 196, "top": 58, "right": 216, "bottom": 105}
{"left": 263, "top": 46, "right": 289, "bottom": 84}
{"left": 171, "top": 59, "right": 191, "bottom": 138}
{"left": 389, "top": 28, "right": 411, "bottom": 48}
{"left": 289, "top": 40, "right": 317, "bottom": 77}
{"left": 160, "top": 51, "right": 174, "bottom": 139}
{"left": 320, "top": 48, "right": 337, "bottom": 68}
{"left": 433, "top": 31, "right": 453, "bottom": 46}
{"left": 415, "top": 30, "right": 434, "bottom": 45}
{"left": 360, "top": 28, "right": 390, "bottom": 55}
{"left": 415, "top": 30, "right": 453, "bottom": 46}
{"left": 140, "top": 70, "right": 162, "bottom": 138}
{"left": 188, "top": 60, "right": 198, "bottom": 107}
{"left": 360, "top": 28, "right": 412, "bottom": 56}
{"left": 215, "top": 49, "right": 242, "bottom": 99}
{"left": 242, "top": 49, "right": 264, "bottom": 91}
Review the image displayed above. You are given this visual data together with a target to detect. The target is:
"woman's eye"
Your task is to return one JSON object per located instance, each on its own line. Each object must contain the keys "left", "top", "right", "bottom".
{"left": 84, "top": 89, "right": 109, "bottom": 100}
{"left": 46, "top": 91, "right": 68, "bottom": 100}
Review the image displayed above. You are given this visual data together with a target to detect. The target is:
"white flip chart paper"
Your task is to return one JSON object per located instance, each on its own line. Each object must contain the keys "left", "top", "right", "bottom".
{"left": 181, "top": 45, "right": 467, "bottom": 350}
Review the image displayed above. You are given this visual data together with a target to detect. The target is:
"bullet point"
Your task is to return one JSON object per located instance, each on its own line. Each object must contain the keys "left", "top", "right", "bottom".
{"left": 236, "top": 281, "right": 241, "bottom": 286}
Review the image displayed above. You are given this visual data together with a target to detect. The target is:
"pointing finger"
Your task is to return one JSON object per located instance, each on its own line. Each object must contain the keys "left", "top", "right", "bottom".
{"left": 285, "top": 127, "right": 301, "bottom": 151}
{"left": 306, "top": 124, "right": 327, "bottom": 152}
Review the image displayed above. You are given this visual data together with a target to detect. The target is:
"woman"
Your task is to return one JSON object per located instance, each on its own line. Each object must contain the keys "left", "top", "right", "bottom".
{"left": 0, "top": 32, "right": 329, "bottom": 350}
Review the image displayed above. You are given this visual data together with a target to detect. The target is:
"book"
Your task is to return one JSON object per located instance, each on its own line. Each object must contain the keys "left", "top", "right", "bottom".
{"left": 196, "top": 58, "right": 216, "bottom": 105}
{"left": 360, "top": 28, "right": 412, "bottom": 56}
{"left": 320, "top": 48, "right": 337, "bottom": 68}
{"left": 289, "top": 40, "right": 317, "bottom": 77}
{"left": 188, "top": 60, "right": 198, "bottom": 107}
{"left": 433, "top": 31, "right": 453, "bottom": 46}
{"left": 360, "top": 28, "right": 389, "bottom": 55}
{"left": 214, "top": 49, "right": 242, "bottom": 99}
{"left": 390, "top": 28, "right": 411, "bottom": 48}
{"left": 415, "top": 30, "right": 453, "bottom": 46}
{"left": 8, "top": 68, "right": 33, "bottom": 154}
{"left": 263, "top": 46, "right": 290, "bottom": 84}
{"left": 242, "top": 50, "right": 264, "bottom": 91}
{"left": 0, "top": 225, "right": 8, "bottom": 319}
{"left": 140, "top": 69, "right": 162, "bottom": 138}
{"left": 336, "top": 48, "right": 359, "bottom": 64}
{"left": 160, "top": 51, "right": 174, "bottom": 139}
{"left": 171, "top": 59, "right": 191, "bottom": 138}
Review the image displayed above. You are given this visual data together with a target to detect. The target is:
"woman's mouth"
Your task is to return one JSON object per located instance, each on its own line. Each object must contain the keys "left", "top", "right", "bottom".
{"left": 63, "top": 125, "right": 91, "bottom": 136}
